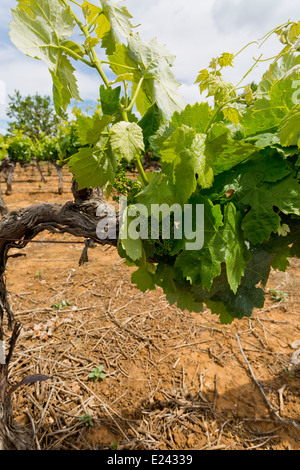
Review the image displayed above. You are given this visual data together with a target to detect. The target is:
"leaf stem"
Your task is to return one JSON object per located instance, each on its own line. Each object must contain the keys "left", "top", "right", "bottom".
{"left": 135, "top": 155, "right": 149, "bottom": 187}
{"left": 68, "top": 0, "right": 82, "bottom": 7}
{"left": 101, "top": 60, "right": 137, "bottom": 71}
{"left": 124, "top": 76, "right": 144, "bottom": 112}
{"left": 59, "top": 46, "right": 92, "bottom": 67}
{"left": 61, "top": 0, "right": 110, "bottom": 87}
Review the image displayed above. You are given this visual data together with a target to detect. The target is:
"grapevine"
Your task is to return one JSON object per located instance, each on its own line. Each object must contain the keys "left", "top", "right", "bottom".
{"left": 6, "top": 0, "right": 300, "bottom": 325}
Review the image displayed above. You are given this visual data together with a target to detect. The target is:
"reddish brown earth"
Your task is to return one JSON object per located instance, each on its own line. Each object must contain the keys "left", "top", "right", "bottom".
{"left": 1, "top": 165, "right": 299, "bottom": 450}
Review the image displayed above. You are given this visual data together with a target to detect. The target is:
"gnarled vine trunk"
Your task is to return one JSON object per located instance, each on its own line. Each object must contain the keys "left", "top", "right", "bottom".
{"left": 0, "top": 182, "right": 119, "bottom": 449}
{"left": 0, "top": 182, "right": 7, "bottom": 218}
{"left": 52, "top": 161, "right": 63, "bottom": 194}
{"left": 5, "top": 161, "right": 16, "bottom": 196}
{"left": 0, "top": 323, "right": 34, "bottom": 449}
{"left": 0, "top": 159, "right": 9, "bottom": 217}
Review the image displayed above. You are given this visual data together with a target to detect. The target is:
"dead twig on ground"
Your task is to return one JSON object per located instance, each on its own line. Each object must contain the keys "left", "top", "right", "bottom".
{"left": 235, "top": 333, "right": 300, "bottom": 430}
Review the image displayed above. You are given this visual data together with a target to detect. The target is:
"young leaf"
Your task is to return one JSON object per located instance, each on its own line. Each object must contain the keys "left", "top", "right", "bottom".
{"left": 222, "top": 106, "right": 241, "bottom": 126}
{"left": 110, "top": 121, "right": 145, "bottom": 162}
{"left": 100, "top": 0, "right": 133, "bottom": 54}
{"left": 76, "top": 113, "right": 113, "bottom": 146}
{"left": 82, "top": 0, "right": 110, "bottom": 39}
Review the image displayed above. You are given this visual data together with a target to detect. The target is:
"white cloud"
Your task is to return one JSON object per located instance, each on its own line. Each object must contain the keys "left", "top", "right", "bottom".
{"left": 125, "top": 0, "right": 300, "bottom": 104}
{"left": 0, "top": 0, "right": 300, "bottom": 119}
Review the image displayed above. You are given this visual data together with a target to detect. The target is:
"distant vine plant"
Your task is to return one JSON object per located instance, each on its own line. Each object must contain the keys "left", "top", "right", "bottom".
{"left": 9, "top": 1, "right": 300, "bottom": 324}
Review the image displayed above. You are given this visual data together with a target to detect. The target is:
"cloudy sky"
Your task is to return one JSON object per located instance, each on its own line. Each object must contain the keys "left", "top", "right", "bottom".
{"left": 0, "top": 0, "right": 300, "bottom": 133}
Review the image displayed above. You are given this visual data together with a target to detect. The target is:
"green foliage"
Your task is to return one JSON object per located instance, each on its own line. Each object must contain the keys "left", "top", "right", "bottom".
{"left": 6, "top": 130, "right": 33, "bottom": 164}
{"left": 6, "top": 90, "right": 62, "bottom": 140}
{"left": 9, "top": 3, "right": 300, "bottom": 324}
{"left": 268, "top": 288, "right": 289, "bottom": 302}
{"left": 79, "top": 413, "right": 94, "bottom": 427}
{"left": 5, "top": 90, "right": 79, "bottom": 167}
{"left": 112, "top": 164, "right": 141, "bottom": 202}
{"left": 51, "top": 299, "right": 72, "bottom": 310}
{"left": 88, "top": 366, "right": 106, "bottom": 382}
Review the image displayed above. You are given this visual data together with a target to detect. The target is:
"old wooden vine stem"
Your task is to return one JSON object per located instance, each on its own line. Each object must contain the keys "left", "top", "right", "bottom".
{"left": 0, "top": 182, "right": 119, "bottom": 449}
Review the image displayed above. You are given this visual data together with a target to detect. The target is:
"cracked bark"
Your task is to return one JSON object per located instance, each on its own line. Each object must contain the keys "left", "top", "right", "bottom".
{"left": 0, "top": 181, "right": 119, "bottom": 449}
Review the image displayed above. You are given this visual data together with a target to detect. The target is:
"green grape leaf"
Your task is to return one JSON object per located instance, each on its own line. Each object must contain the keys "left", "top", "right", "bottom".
{"left": 138, "top": 103, "right": 166, "bottom": 150}
{"left": 242, "top": 77, "right": 300, "bottom": 136}
{"left": 100, "top": 0, "right": 133, "bottom": 54}
{"left": 50, "top": 54, "right": 81, "bottom": 117}
{"left": 131, "top": 266, "right": 155, "bottom": 292}
{"left": 100, "top": 85, "right": 121, "bottom": 115}
{"left": 110, "top": 73, "right": 134, "bottom": 85}
{"left": 271, "top": 246, "right": 291, "bottom": 271}
{"left": 110, "top": 121, "right": 145, "bottom": 162}
{"left": 67, "top": 136, "right": 117, "bottom": 189}
{"left": 190, "top": 246, "right": 269, "bottom": 322}
{"left": 166, "top": 289, "right": 203, "bottom": 313}
{"left": 205, "top": 123, "right": 257, "bottom": 174}
{"left": 9, "top": 0, "right": 82, "bottom": 117}
{"left": 161, "top": 125, "right": 214, "bottom": 202}
{"left": 175, "top": 195, "right": 224, "bottom": 290}
{"left": 82, "top": 1, "right": 110, "bottom": 40}
{"left": 220, "top": 203, "right": 251, "bottom": 293}
{"left": 118, "top": 207, "right": 145, "bottom": 261}
{"left": 205, "top": 153, "right": 299, "bottom": 244}
{"left": 60, "top": 40, "right": 85, "bottom": 60}
{"left": 195, "top": 69, "right": 236, "bottom": 104}
{"left": 256, "top": 53, "right": 300, "bottom": 98}
{"left": 241, "top": 176, "right": 300, "bottom": 243}
{"left": 175, "top": 246, "right": 221, "bottom": 292}
{"left": 108, "top": 43, "right": 137, "bottom": 76}
{"left": 128, "top": 34, "right": 185, "bottom": 116}
{"left": 137, "top": 173, "right": 177, "bottom": 209}
{"left": 205, "top": 300, "right": 235, "bottom": 325}
{"left": 279, "top": 104, "right": 300, "bottom": 147}
{"left": 222, "top": 106, "right": 241, "bottom": 126}
{"left": 76, "top": 113, "right": 113, "bottom": 146}
{"left": 9, "top": 0, "right": 75, "bottom": 70}
{"left": 170, "top": 102, "right": 212, "bottom": 134}
{"left": 218, "top": 52, "right": 234, "bottom": 67}
{"left": 154, "top": 266, "right": 203, "bottom": 313}
{"left": 109, "top": 35, "right": 185, "bottom": 116}
{"left": 175, "top": 199, "right": 249, "bottom": 293}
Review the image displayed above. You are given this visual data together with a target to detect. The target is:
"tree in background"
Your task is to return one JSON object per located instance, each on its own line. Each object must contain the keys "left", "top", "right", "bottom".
{"left": 6, "top": 90, "right": 66, "bottom": 141}
{"left": 3, "top": 91, "right": 71, "bottom": 188}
